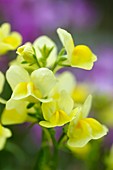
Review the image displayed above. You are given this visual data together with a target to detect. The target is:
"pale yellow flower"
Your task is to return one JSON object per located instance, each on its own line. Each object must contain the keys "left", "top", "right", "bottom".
{"left": 0, "top": 23, "right": 22, "bottom": 55}
{"left": 1, "top": 100, "right": 36, "bottom": 125}
{"left": 6, "top": 65, "right": 57, "bottom": 108}
{"left": 57, "top": 28, "right": 97, "bottom": 70}
{"left": 67, "top": 95, "right": 108, "bottom": 147}
{"left": 39, "top": 91, "right": 80, "bottom": 128}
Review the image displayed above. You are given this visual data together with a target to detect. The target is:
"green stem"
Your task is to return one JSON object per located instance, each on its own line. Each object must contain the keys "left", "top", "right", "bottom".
{"left": 51, "top": 61, "right": 58, "bottom": 72}
{"left": 58, "top": 132, "right": 66, "bottom": 147}
{"left": 32, "top": 47, "right": 41, "bottom": 68}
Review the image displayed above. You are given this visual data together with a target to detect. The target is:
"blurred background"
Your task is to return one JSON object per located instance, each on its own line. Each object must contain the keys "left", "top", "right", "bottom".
{"left": 0, "top": 0, "right": 113, "bottom": 169}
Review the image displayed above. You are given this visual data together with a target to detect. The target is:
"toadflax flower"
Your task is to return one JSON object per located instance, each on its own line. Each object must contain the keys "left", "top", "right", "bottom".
{"left": 39, "top": 90, "right": 80, "bottom": 128}
{"left": 0, "top": 23, "right": 22, "bottom": 55}
{"left": 0, "top": 124, "right": 12, "bottom": 150}
{"left": 67, "top": 95, "right": 108, "bottom": 147}
{"left": 57, "top": 28, "right": 97, "bottom": 70}
{"left": 6, "top": 65, "right": 57, "bottom": 108}
{"left": 1, "top": 100, "right": 36, "bottom": 125}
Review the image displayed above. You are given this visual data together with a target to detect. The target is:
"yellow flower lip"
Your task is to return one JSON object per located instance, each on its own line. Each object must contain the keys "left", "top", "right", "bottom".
{"left": 70, "top": 45, "right": 97, "bottom": 70}
{"left": 39, "top": 91, "right": 80, "bottom": 128}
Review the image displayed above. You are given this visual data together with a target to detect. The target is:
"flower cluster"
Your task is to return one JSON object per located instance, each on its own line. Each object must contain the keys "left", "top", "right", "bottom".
{"left": 0, "top": 23, "right": 108, "bottom": 152}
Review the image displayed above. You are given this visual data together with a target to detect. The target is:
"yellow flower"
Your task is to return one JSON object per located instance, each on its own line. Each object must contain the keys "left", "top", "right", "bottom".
{"left": 6, "top": 65, "right": 57, "bottom": 107}
{"left": 67, "top": 95, "right": 108, "bottom": 147}
{"left": 1, "top": 100, "right": 36, "bottom": 125}
{"left": 57, "top": 28, "right": 97, "bottom": 70}
{"left": 0, "top": 23, "right": 22, "bottom": 55}
{"left": 39, "top": 91, "right": 80, "bottom": 128}
{"left": 0, "top": 124, "right": 12, "bottom": 150}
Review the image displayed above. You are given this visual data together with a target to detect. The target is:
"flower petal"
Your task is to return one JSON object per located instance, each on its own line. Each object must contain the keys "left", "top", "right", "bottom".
{"left": 31, "top": 68, "right": 57, "bottom": 97}
{"left": 1, "top": 108, "right": 27, "bottom": 125}
{"left": 42, "top": 101, "right": 57, "bottom": 121}
{"left": 40, "top": 109, "right": 73, "bottom": 128}
{"left": 82, "top": 95, "right": 92, "bottom": 118}
{"left": 57, "top": 28, "right": 74, "bottom": 58}
{"left": 67, "top": 119, "right": 92, "bottom": 147}
{"left": 3, "top": 32, "right": 22, "bottom": 49}
{"left": 6, "top": 65, "right": 30, "bottom": 90}
{"left": 55, "top": 71, "right": 76, "bottom": 94}
{"left": 85, "top": 118, "right": 108, "bottom": 139}
{"left": 58, "top": 91, "right": 74, "bottom": 115}
{"left": 2, "top": 100, "right": 28, "bottom": 125}
{"left": 71, "top": 45, "right": 97, "bottom": 70}
{"left": 1, "top": 23, "right": 10, "bottom": 37}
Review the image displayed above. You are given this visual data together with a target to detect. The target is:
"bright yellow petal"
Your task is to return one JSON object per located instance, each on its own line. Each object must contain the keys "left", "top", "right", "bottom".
{"left": 12, "top": 82, "right": 42, "bottom": 103}
{"left": 71, "top": 45, "right": 97, "bottom": 70}
{"left": 12, "top": 82, "right": 29, "bottom": 99}
{"left": 40, "top": 109, "right": 73, "bottom": 128}
{"left": 0, "top": 42, "right": 13, "bottom": 55}
{"left": 85, "top": 118, "right": 108, "bottom": 139}
{"left": 4, "top": 100, "right": 36, "bottom": 125}
{"left": 57, "top": 28, "right": 74, "bottom": 58}
{"left": 67, "top": 119, "right": 92, "bottom": 147}
{"left": 1, "top": 107, "right": 27, "bottom": 125}
{"left": 3, "top": 32, "right": 22, "bottom": 49}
